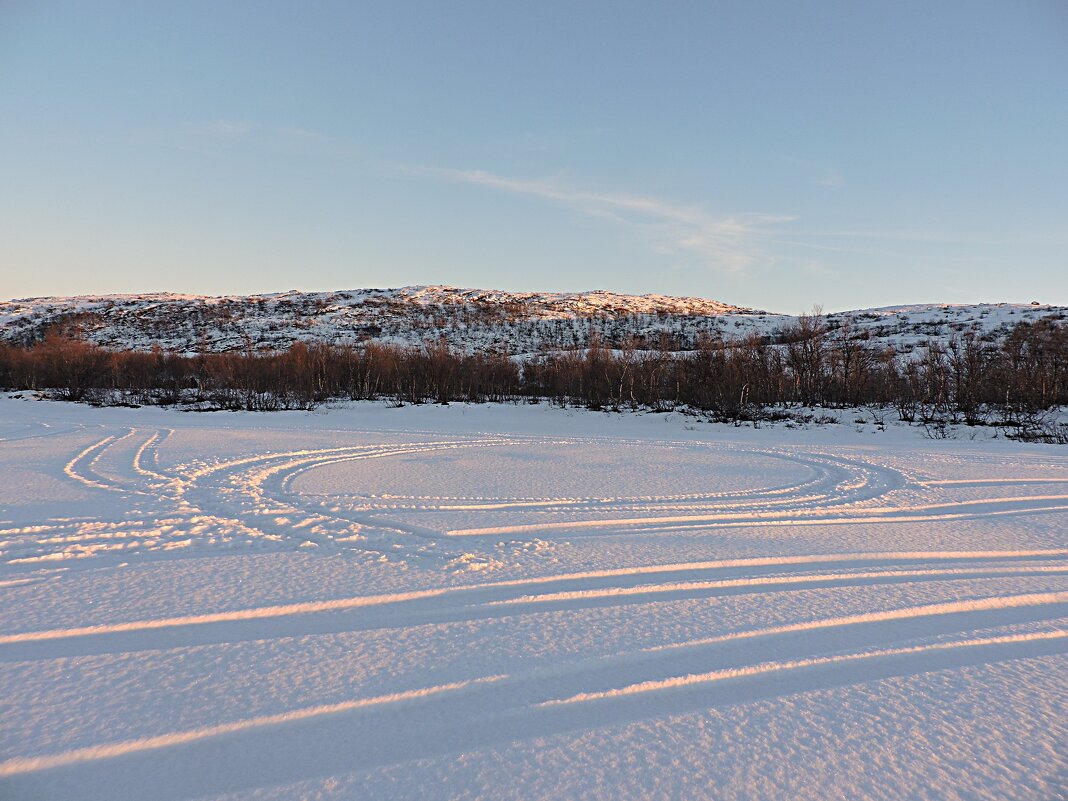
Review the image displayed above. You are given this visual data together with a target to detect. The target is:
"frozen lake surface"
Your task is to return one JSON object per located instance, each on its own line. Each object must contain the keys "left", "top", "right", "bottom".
{"left": 1, "top": 397, "right": 1066, "bottom": 800}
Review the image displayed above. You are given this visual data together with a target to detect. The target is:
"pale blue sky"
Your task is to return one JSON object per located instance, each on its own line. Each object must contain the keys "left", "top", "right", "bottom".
{"left": 2, "top": 1, "right": 1065, "bottom": 312}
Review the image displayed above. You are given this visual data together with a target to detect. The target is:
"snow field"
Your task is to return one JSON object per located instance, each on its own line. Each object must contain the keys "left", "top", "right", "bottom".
{"left": 0, "top": 397, "right": 1066, "bottom": 799}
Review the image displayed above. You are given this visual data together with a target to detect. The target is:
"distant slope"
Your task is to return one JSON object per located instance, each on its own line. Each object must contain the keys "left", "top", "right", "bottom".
{"left": 0, "top": 285, "right": 1064, "bottom": 355}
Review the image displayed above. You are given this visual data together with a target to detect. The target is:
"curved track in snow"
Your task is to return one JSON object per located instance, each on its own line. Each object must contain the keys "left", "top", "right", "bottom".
{"left": 2, "top": 407, "right": 1067, "bottom": 800}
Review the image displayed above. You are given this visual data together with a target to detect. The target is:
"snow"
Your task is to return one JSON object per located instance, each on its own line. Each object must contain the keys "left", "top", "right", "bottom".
{"left": 2, "top": 284, "right": 1064, "bottom": 354}
{"left": 1, "top": 396, "right": 1066, "bottom": 800}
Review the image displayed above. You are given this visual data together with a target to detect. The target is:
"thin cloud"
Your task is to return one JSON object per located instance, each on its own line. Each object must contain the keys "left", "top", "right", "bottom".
{"left": 785, "top": 228, "right": 1038, "bottom": 246}
{"left": 276, "top": 125, "right": 330, "bottom": 142}
{"left": 185, "top": 120, "right": 336, "bottom": 143}
{"left": 180, "top": 120, "right": 359, "bottom": 160}
{"left": 816, "top": 170, "right": 845, "bottom": 189}
{"left": 403, "top": 165, "right": 795, "bottom": 273}
{"left": 187, "top": 119, "right": 255, "bottom": 138}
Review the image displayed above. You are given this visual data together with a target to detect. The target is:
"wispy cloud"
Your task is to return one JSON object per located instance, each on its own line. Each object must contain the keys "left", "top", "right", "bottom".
{"left": 815, "top": 169, "right": 845, "bottom": 189}
{"left": 187, "top": 119, "right": 255, "bottom": 138}
{"left": 783, "top": 228, "right": 1037, "bottom": 246}
{"left": 403, "top": 165, "right": 794, "bottom": 273}
{"left": 178, "top": 119, "right": 359, "bottom": 161}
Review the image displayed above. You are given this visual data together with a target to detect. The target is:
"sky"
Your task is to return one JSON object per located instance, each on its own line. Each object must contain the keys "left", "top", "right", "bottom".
{"left": 1, "top": 1, "right": 1066, "bottom": 313}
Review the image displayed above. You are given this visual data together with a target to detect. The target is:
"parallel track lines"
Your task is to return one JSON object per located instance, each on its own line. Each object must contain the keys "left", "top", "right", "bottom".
{"left": 4, "top": 423, "right": 1068, "bottom": 790}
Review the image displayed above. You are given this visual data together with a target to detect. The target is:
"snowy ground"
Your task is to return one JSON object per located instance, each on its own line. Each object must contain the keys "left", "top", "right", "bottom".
{"left": 1, "top": 396, "right": 1067, "bottom": 800}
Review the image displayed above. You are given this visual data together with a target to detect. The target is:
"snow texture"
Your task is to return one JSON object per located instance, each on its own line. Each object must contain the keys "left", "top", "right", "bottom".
{"left": 2, "top": 284, "right": 1064, "bottom": 355}
{"left": 1, "top": 396, "right": 1066, "bottom": 800}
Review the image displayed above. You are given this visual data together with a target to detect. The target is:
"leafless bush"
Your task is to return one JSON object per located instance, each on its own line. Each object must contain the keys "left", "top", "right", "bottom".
{"left": 1, "top": 315, "right": 1065, "bottom": 427}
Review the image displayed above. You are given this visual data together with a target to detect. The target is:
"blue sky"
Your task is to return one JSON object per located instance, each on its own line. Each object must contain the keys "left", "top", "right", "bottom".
{"left": 2, "top": 1, "right": 1065, "bottom": 312}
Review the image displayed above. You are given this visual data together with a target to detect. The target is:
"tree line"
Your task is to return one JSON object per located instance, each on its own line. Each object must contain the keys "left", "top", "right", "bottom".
{"left": 1, "top": 315, "right": 1066, "bottom": 431}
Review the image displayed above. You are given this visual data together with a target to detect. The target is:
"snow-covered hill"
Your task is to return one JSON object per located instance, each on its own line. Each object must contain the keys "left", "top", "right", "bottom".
{"left": 0, "top": 285, "right": 1064, "bottom": 355}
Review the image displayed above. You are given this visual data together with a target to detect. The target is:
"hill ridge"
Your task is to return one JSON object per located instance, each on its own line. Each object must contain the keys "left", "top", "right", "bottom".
{"left": 1, "top": 285, "right": 1064, "bottom": 355}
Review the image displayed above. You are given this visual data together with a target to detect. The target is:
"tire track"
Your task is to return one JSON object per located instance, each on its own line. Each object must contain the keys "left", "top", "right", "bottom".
{"left": 5, "top": 418, "right": 1068, "bottom": 801}
{"left": 3, "top": 594, "right": 1066, "bottom": 786}
{"left": 4, "top": 550, "right": 1066, "bottom": 658}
